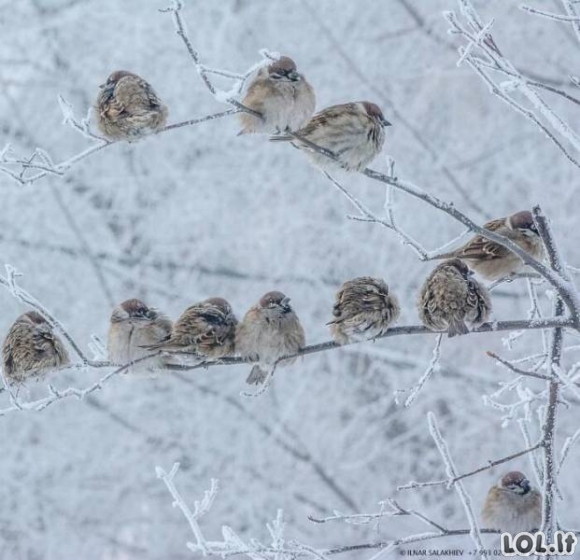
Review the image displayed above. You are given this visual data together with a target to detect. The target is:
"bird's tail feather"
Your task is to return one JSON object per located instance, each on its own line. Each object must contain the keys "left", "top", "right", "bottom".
{"left": 140, "top": 342, "right": 164, "bottom": 350}
{"left": 269, "top": 134, "right": 293, "bottom": 142}
{"left": 447, "top": 319, "right": 469, "bottom": 338}
{"left": 425, "top": 251, "right": 455, "bottom": 261}
{"left": 246, "top": 365, "right": 267, "bottom": 385}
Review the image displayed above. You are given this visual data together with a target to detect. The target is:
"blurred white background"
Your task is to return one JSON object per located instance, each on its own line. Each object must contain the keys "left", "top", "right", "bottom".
{"left": 0, "top": 0, "right": 578, "bottom": 558}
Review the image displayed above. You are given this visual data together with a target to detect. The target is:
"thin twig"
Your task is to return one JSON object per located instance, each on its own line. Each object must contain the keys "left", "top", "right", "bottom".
{"left": 428, "top": 413, "right": 486, "bottom": 560}
{"left": 169, "top": 317, "right": 574, "bottom": 372}
{"left": 487, "top": 351, "right": 553, "bottom": 381}
{"left": 398, "top": 442, "right": 542, "bottom": 491}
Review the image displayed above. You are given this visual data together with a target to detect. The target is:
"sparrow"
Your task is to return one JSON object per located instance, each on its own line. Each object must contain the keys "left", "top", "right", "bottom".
{"left": 108, "top": 299, "right": 172, "bottom": 374}
{"left": 270, "top": 101, "right": 391, "bottom": 171}
{"left": 417, "top": 258, "right": 491, "bottom": 338}
{"left": 144, "top": 297, "right": 237, "bottom": 360}
{"left": 239, "top": 56, "right": 315, "bottom": 135}
{"left": 236, "top": 291, "right": 305, "bottom": 385}
{"left": 482, "top": 471, "right": 542, "bottom": 534}
{"left": 95, "top": 70, "right": 168, "bottom": 141}
{"left": 329, "top": 277, "right": 400, "bottom": 345}
{"left": 430, "top": 211, "right": 544, "bottom": 281}
{"left": 2, "top": 311, "right": 70, "bottom": 385}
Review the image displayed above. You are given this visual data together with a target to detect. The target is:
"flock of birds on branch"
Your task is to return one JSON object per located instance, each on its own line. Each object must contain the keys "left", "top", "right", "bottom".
{"left": 1, "top": 57, "right": 549, "bottom": 534}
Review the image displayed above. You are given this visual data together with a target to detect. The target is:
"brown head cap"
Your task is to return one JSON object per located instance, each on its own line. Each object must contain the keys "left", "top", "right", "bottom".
{"left": 24, "top": 311, "right": 49, "bottom": 325}
{"left": 259, "top": 291, "right": 289, "bottom": 308}
{"left": 509, "top": 210, "right": 538, "bottom": 234}
{"left": 268, "top": 56, "right": 297, "bottom": 75}
{"left": 120, "top": 298, "right": 151, "bottom": 317}
{"left": 204, "top": 297, "right": 232, "bottom": 313}
{"left": 442, "top": 258, "right": 472, "bottom": 278}
{"left": 106, "top": 70, "right": 138, "bottom": 85}
{"left": 500, "top": 471, "right": 531, "bottom": 494}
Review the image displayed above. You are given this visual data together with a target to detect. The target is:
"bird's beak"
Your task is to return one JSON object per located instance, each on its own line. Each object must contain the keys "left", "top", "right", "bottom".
{"left": 382, "top": 118, "right": 392, "bottom": 127}
{"left": 521, "top": 479, "right": 531, "bottom": 493}
{"left": 288, "top": 71, "right": 300, "bottom": 81}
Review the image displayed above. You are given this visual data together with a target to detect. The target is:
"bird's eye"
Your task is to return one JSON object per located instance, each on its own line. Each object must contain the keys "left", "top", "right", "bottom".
{"left": 271, "top": 74, "right": 283, "bottom": 80}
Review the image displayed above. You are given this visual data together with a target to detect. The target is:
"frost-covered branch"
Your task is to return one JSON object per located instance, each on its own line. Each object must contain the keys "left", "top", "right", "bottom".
{"left": 157, "top": 460, "right": 505, "bottom": 559}
{"left": 0, "top": 100, "right": 237, "bottom": 186}
{"left": 323, "top": 169, "right": 451, "bottom": 261}
{"left": 290, "top": 131, "right": 580, "bottom": 321}
{"left": 0, "top": 264, "right": 91, "bottom": 363}
{"left": 538, "top": 246, "right": 566, "bottom": 542}
{"left": 521, "top": 2, "right": 580, "bottom": 44}
{"left": 156, "top": 463, "right": 218, "bottom": 555}
{"left": 0, "top": 353, "right": 160, "bottom": 416}
{"left": 394, "top": 333, "right": 442, "bottom": 407}
{"left": 398, "top": 441, "right": 542, "bottom": 491}
{"left": 0, "top": 260, "right": 572, "bottom": 419}
{"left": 486, "top": 351, "right": 553, "bottom": 381}
{"left": 1, "top": 0, "right": 275, "bottom": 187}
{"left": 427, "top": 413, "right": 486, "bottom": 559}
{"left": 445, "top": 1, "right": 580, "bottom": 168}
{"left": 156, "top": 462, "right": 332, "bottom": 559}
{"left": 309, "top": 498, "right": 447, "bottom": 533}
{"left": 160, "top": 0, "right": 265, "bottom": 117}
{"left": 557, "top": 425, "right": 580, "bottom": 476}
{"left": 168, "top": 317, "right": 574, "bottom": 374}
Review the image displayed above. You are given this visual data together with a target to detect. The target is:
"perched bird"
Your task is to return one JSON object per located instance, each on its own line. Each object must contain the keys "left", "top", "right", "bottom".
{"left": 144, "top": 297, "right": 237, "bottom": 360}
{"left": 417, "top": 258, "right": 491, "bottom": 338}
{"left": 95, "top": 70, "right": 168, "bottom": 141}
{"left": 430, "top": 211, "right": 544, "bottom": 281}
{"left": 482, "top": 471, "right": 542, "bottom": 534}
{"left": 239, "top": 56, "right": 315, "bottom": 135}
{"left": 2, "top": 311, "right": 70, "bottom": 385}
{"left": 270, "top": 101, "right": 391, "bottom": 171}
{"left": 108, "top": 299, "right": 172, "bottom": 374}
{"left": 236, "top": 291, "right": 305, "bottom": 385}
{"left": 329, "top": 277, "right": 400, "bottom": 345}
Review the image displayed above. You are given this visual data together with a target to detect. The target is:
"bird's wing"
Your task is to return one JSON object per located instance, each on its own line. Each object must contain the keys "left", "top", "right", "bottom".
{"left": 2, "top": 346, "right": 14, "bottom": 376}
{"left": 454, "top": 218, "right": 510, "bottom": 261}
{"left": 466, "top": 279, "right": 490, "bottom": 324}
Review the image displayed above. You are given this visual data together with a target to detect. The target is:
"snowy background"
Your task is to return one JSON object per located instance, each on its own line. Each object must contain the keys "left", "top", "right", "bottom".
{"left": 0, "top": 0, "right": 579, "bottom": 558}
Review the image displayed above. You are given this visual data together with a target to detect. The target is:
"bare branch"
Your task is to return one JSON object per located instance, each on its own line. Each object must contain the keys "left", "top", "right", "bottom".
{"left": 156, "top": 463, "right": 218, "bottom": 555}
{"left": 398, "top": 442, "right": 542, "bottom": 491}
{"left": 0, "top": 264, "right": 90, "bottom": 363}
{"left": 282, "top": 129, "right": 580, "bottom": 320}
{"left": 161, "top": 0, "right": 263, "bottom": 118}
{"left": 310, "top": 498, "right": 448, "bottom": 533}
{"left": 445, "top": 3, "right": 580, "bottom": 169}
{"left": 0, "top": 352, "right": 161, "bottom": 416}
{"left": 394, "top": 333, "right": 443, "bottom": 407}
{"left": 0, "top": 108, "right": 237, "bottom": 186}
{"left": 487, "top": 351, "right": 553, "bottom": 381}
{"left": 428, "top": 413, "right": 486, "bottom": 559}
{"left": 168, "top": 317, "right": 574, "bottom": 373}
{"left": 536, "top": 205, "right": 568, "bottom": 541}
{"left": 323, "top": 171, "right": 429, "bottom": 260}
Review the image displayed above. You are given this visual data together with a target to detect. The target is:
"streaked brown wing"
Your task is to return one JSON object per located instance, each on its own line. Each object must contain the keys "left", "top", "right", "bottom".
{"left": 455, "top": 218, "right": 509, "bottom": 261}
{"left": 299, "top": 103, "right": 353, "bottom": 135}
